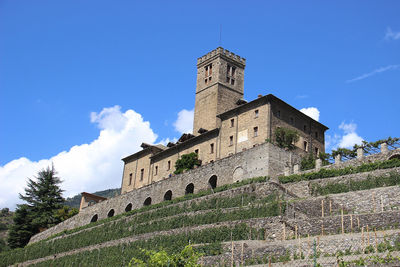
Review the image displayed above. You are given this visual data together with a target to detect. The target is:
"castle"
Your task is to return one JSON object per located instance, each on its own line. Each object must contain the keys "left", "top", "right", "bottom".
{"left": 120, "top": 47, "right": 328, "bottom": 196}
{"left": 30, "top": 47, "right": 330, "bottom": 243}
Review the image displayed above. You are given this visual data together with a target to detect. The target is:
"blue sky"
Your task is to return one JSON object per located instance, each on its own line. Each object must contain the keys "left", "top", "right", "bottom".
{"left": 0, "top": 1, "right": 399, "bottom": 208}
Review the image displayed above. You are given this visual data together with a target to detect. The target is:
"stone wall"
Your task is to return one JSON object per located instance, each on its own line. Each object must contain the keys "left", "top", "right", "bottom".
{"left": 29, "top": 142, "right": 300, "bottom": 244}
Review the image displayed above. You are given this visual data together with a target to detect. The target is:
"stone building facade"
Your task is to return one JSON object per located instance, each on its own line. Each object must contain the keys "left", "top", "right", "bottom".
{"left": 121, "top": 47, "right": 328, "bottom": 194}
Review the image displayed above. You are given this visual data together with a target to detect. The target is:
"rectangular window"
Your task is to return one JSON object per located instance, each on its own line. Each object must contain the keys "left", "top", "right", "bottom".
{"left": 226, "top": 64, "right": 236, "bottom": 85}
{"left": 210, "top": 143, "right": 214, "bottom": 154}
{"left": 205, "top": 64, "right": 212, "bottom": 84}
{"left": 230, "top": 118, "right": 234, "bottom": 127}
{"left": 167, "top": 161, "right": 171, "bottom": 170}
{"left": 129, "top": 173, "right": 132, "bottom": 186}
{"left": 303, "top": 141, "right": 308, "bottom": 151}
{"left": 229, "top": 136, "right": 233, "bottom": 146}
{"left": 255, "top": 110, "right": 259, "bottom": 118}
{"left": 155, "top": 166, "right": 158, "bottom": 175}
{"left": 140, "top": 169, "right": 144, "bottom": 181}
{"left": 253, "top": 127, "right": 258, "bottom": 137}
{"left": 315, "top": 147, "right": 319, "bottom": 156}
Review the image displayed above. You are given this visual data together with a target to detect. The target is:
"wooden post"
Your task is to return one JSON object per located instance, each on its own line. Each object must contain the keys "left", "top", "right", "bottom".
{"left": 329, "top": 200, "right": 332, "bottom": 215}
{"left": 231, "top": 232, "right": 234, "bottom": 267}
{"left": 295, "top": 225, "right": 298, "bottom": 239}
{"left": 367, "top": 225, "right": 370, "bottom": 247}
{"left": 307, "top": 234, "right": 310, "bottom": 258}
{"left": 317, "top": 236, "right": 320, "bottom": 251}
{"left": 357, "top": 217, "right": 360, "bottom": 229}
{"left": 361, "top": 227, "right": 365, "bottom": 251}
{"left": 264, "top": 228, "right": 267, "bottom": 241}
{"left": 350, "top": 214, "right": 353, "bottom": 233}
{"left": 321, "top": 199, "right": 324, "bottom": 218}
{"left": 372, "top": 192, "right": 376, "bottom": 213}
{"left": 381, "top": 195, "right": 384, "bottom": 212}
{"left": 374, "top": 228, "right": 378, "bottom": 252}
{"left": 341, "top": 208, "right": 344, "bottom": 234}
{"left": 268, "top": 256, "right": 272, "bottom": 267}
{"left": 241, "top": 242, "right": 244, "bottom": 266}
{"left": 282, "top": 222, "right": 286, "bottom": 241}
{"left": 298, "top": 234, "right": 301, "bottom": 256}
{"left": 321, "top": 222, "right": 324, "bottom": 236}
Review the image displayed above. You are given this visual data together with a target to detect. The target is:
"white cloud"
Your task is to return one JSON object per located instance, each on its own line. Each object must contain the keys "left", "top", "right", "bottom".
{"left": 300, "top": 107, "right": 320, "bottom": 121}
{"left": 173, "top": 109, "right": 194, "bottom": 134}
{"left": 0, "top": 106, "right": 158, "bottom": 210}
{"left": 385, "top": 27, "right": 400, "bottom": 41}
{"left": 325, "top": 121, "right": 363, "bottom": 151}
{"left": 346, "top": 65, "right": 400, "bottom": 83}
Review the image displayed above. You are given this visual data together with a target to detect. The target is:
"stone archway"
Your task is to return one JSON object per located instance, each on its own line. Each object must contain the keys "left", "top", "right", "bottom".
{"left": 208, "top": 175, "right": 217, "bottom": 189}
{"left": 107, "top": 209, "right": 115, "bottom": 218}
{"left": 144, "top": 197, "right": 152, "bottom": 206}
{"left": 164, "top": 190, "right": 172, "bottom": 201}
{"left": 125, "top": 203, "right": 133, "bottom": 212}
{"left": 232, "top": 166, "right": 244, "bottom": 182}
{"left": 90, "top": 214, "right": 98, "bottom": 223}
{"left": 185, "top": 183, "right": 194, "bottom": 195}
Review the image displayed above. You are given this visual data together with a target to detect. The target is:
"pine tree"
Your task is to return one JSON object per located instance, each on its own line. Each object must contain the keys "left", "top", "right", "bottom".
{"left": 8, "top": 165, "right": 65, "bottom": 248}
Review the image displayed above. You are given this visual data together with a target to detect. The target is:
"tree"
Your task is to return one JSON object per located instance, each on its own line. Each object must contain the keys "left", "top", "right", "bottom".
{"left": 53, "top": 206, "right": 79, "bottom": 222}
{"left": 8, "top": 165, "right": 65, "bottom": 248}
{"left": 274, "top": 127, "right": 299, "bottom": 150}
{"left": 174, "top": 153, "right": 202, "bottom": 175}
{"left": 7, "top": 204, "right": 35, "bottom": 248}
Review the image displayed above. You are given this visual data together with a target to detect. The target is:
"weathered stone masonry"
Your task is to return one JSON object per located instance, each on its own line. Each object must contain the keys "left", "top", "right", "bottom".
{"left": 29, "top": 142, "right": 301, "bottom": 243}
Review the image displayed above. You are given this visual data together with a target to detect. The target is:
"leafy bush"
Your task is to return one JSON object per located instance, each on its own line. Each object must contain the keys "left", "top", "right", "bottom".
{"left": 311, "top": 172, "right": 400, "bottom": 196}
{"left": 279, "top": 158, "right": 400, "bottom": 184}
{"left": 274, "top": 127, "right": 299, "bottom": 150}
{"left": 174, "top": 153, "right": 201, "bottom": 174}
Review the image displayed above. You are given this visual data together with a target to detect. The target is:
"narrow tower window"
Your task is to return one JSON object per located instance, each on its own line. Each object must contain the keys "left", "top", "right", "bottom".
{"left": 253, "top": 127, "right": 258, "bottom": 137}
{"left": 254, "top": 110, "right": 259, "bottom": 118}
{"left": 230, "top": 119, "right": 234, "bottom": 127}
{"left": 226, "top": 65, "right": 236, "bottom": 85}
{"left": 210, "top": 143, "right": 214, "bottom": 154}
{"left": 229, "top": 136, "right": 234, "bottom": 146}
{"left": 205, "top": 64, "right": 212, "bottom": 84}
{"left": 155, "top": 166, "right": 158, "bottom": 175}
{"left": 303, "top": 141, "right": 308, "bottom": 151}
{"left": 140, "top": 169, "right": 144, "bottom": 181}
{"left": 167, "top": 161, "right": 171, "bottom": 170}
{"left": 129, "top": 173, "right": 132, "bottom": 186}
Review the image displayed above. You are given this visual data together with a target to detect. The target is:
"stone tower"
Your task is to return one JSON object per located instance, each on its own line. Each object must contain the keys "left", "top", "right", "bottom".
{"left": 193, "top": 47, "right": 246, "bottom": 135}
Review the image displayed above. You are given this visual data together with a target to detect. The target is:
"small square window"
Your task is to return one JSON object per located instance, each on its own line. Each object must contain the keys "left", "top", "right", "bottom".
{"left": 231, "top": 79, "right": 235, "bottom": 85}
{"left": 195, "top": 149, "right": 199, "bottom": 154}
{"left": 253, "top": 127, "right": 258, "bottom": 137}
{"left": 255, "top": 110, "right": 259, "bottom": 118}
{"left": 230, "top": 119, "right": 234, "bottom": 127}
{"left": 140, "top": 169, "right": 144, "bottom": 181}
{"left": 229, "top": 136, "right": 233, "bottom": 146}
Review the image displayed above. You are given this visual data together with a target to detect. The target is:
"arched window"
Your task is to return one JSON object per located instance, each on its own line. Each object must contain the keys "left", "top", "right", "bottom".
{"left": 389, "top": 154, "right": 400, "bottom": 160}
{"left": 144, "top": 197, "right": 152, "bottom": 206}
{"left": 209, "top": 175, "right": 217, "bottom": 189}
{"left": 125, "top": 203, "right": 132, "bottom": 212}
{"left": 107, "top": 209, "right": 115, "bottom": 218}
{"left": 185, "top": 183, "right": 194, "bottom": 195}
{"left": 164, "top": 190, "right": 172, "bottom": 201}
{"left": 90, "top": 214, "right": 98, "bottom": 223}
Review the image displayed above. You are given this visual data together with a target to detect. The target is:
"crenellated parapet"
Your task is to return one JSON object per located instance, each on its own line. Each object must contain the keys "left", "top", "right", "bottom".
{"left": 197, "top": 47, "right": 246, "bottom": 67}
